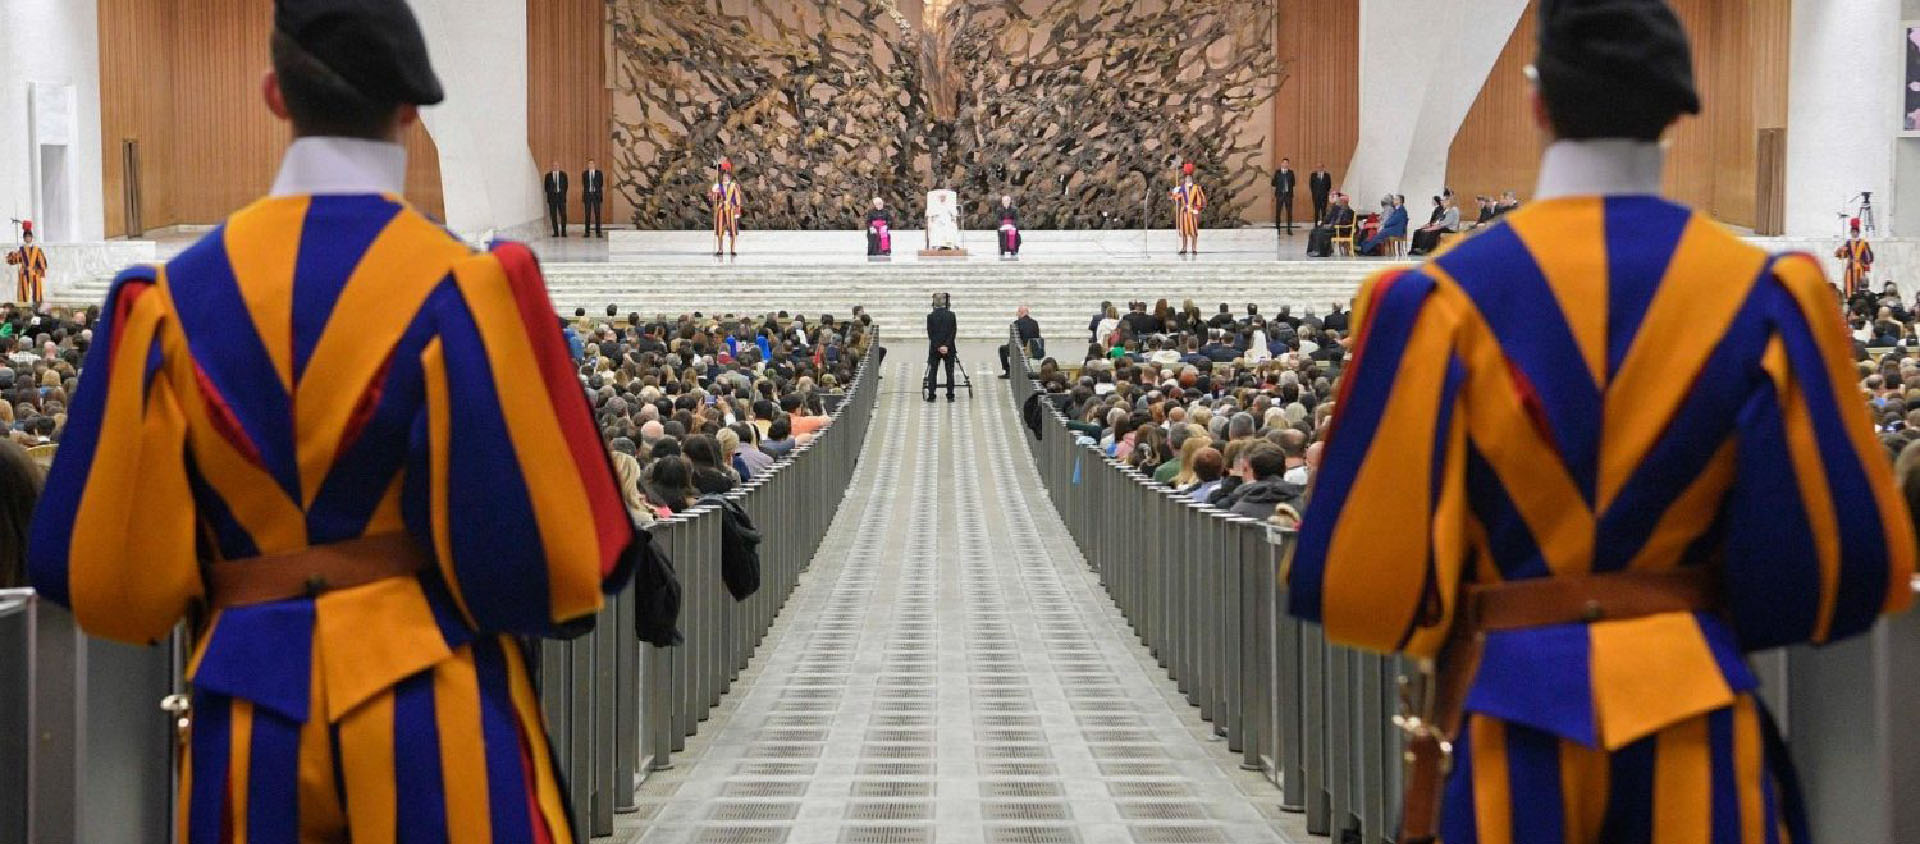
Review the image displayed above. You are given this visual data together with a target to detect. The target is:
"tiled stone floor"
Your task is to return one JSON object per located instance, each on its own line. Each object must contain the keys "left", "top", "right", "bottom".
{"left": 618, "top": 356, "right": 1307, "bottom": 844}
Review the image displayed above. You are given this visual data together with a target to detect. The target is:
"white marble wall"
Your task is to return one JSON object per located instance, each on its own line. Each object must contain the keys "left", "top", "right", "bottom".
{"left": 407, "top": 0, "right": 545, "bottom": 239}
{"left": 0, "top": 0, "right": 105, "bottom": 242}
{"left": 1345, "top": 0, "right": 1528, "bottom": 204}
{"left": 1786, "top": 0, "right": 1901, "bottom": 237}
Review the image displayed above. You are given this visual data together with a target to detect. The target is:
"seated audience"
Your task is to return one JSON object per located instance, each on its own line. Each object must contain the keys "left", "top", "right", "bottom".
{"left": 1186, "top": 447, "right": 1226, "bottom": 503}
{"left": 646, "top": 455, "right": 698, "bottom": 513}
{"left": 1359, "top": 194, "right": 1408, "bottom": 256}
{"left": 1306, "top": 194, "right": 1355, "bottom": 257}
{"left": 1410, "top": 194, "right": 1460, "bottom": 255}
{"left": 685, "top": 434, "right": 738, "bottom": 495}
{"left": 1, "top": 439, "right": 42, "bottom": 587}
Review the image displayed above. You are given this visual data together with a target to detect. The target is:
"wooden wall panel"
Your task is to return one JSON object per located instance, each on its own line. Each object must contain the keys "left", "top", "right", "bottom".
{"left": 97, "top": 0, "right": 175, "bottom": 237}
{"left": 528, "top": 0, "right": 619, "bottom": 225}
{"left": 1273, "top": 0, "right": 1359, "bottom": 210}
{"left": 167, "top": 0, "right": 284, "bottom": 223}
{"left": 1445, "top": 2, "right": 1542, "bottom": 203}
{"left": 98, "top": 0, "right": 443, "bottom": 234}
{"left": 1445, "top": 0, "right": 1788, "bottom": 229}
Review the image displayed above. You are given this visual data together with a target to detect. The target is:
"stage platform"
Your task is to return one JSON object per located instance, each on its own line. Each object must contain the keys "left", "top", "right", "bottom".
{"left": 58, "top": 226, "right": 1906, "bottom": 340}
{"left": 66, "top": 228, "right": 1398, "bottom": 341}
{"left": 604, "top": 227, "right": 1323, "bottom": 264}
{"left": 549, "top": 228, "right": 1401, "bottom": 340}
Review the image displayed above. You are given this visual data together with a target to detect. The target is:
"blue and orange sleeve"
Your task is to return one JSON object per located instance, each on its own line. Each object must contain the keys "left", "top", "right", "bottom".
{"left": 1288, "top": 269, "right": 1470, "bottom": 657}
{"left": 27, "top": 268, "right": 201, "bottom": 644}
{"left": 420, "top": 242, "right": 633, "bottom": 636}
{"left": 1721, "top": 253, "right": 1914, "bottom": 651}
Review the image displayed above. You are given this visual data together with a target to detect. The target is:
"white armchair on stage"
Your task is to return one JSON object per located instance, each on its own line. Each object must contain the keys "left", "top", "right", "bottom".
{"left": 920, "top": 189, "right": 967, "bottom": 257}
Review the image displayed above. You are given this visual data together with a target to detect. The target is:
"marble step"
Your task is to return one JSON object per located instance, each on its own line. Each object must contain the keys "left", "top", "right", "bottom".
{"left": 62, "top": 261, "right": 1397, "bottom": 340}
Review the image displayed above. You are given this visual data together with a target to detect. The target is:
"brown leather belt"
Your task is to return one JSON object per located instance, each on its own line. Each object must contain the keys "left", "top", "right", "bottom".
{"left": 206, "top": 533, "right": 432, "bottom": 610}
{"left": 1397, "top": 566, "right": 1720, "bottom": 844}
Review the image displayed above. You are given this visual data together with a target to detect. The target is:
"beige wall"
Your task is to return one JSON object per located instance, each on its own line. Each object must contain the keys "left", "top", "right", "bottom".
{"left": 1446, "top": 0, "right": 1792, "bottom": 228}
{"left": 98, "top": 0, "right": 443, "bottom": 236}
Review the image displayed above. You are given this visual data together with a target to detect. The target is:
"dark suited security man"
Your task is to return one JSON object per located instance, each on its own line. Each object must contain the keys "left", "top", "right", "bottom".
{"left": 1271, "top": 157, "right": 1298, "bottom": 233}
{"left": 544, "top": 159, "right": 569, "bottom": 237}
{"left": 926, "top": 291, "right": 959, "bottom": 401}
{"left": 999, "top": 305, "right": 1043, "bottom": 378}
{"left": 582, "top": 158, "right": 606, "bottom": 238}
{"left": 1308, "top": 164, "right": 1333, "bottom": 225}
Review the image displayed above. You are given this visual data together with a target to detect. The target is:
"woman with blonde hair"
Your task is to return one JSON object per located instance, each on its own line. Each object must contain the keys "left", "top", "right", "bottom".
{"left": 1170, "top": 427, "right": 1212, "bottom": 487}
{"left": 714, "top": 427, "right": 744, "bottom": 481}
{"left": 609, "top": 450, "right": 656, "bottom": 526}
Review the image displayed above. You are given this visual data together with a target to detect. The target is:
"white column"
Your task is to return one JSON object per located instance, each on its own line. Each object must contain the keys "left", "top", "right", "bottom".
{"left": 407, "top": 0, "right": 544, "bottom": 240}
{"left": 0, "top": 0, "right": 105, "bottom": 243}
{"left": 1785, "top": 0, "right": 1902, "bottom": 237}
{"left": 1345, "top": 0, "right": 1527, "bottom": 204}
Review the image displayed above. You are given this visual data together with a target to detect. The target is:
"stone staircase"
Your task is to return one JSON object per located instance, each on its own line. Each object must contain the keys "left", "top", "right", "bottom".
{"left": 536, "top": 261, "right": 1392, "bottom": 340}
{"left": 60, "top": 259, "right": 1400, "bottom": 341}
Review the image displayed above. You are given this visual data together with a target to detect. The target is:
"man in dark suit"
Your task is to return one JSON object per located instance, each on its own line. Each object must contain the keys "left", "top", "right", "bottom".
{"left": 999, "top": 305, "right": 1043, "bottom": 378}
{"left": 1271, "top": 158, "right": 1298, "bottom": 233}
{"left": 1306, "top": 194, "right": 1354, "bottom": 257}
{"left": 544, "top": 160, "right": 569, "bottom": 237}
{"left": 1308, "top": 164, "right": 1333, "bottom": 225}
{"left": 925, "top": 292, "right": 959, "bottom": 402}
{"left": 581, "top": 159, "right": 605, "bottom": 238}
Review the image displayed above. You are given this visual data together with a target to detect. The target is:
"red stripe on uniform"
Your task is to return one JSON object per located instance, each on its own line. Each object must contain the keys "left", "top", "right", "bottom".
{"left": 490, "top": 241, "right": 632, "bottom": 578}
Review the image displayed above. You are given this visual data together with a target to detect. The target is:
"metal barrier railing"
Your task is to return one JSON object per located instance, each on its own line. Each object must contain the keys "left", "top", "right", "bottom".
{"left": 540, "top": 330, "right": 880, "bottom": 838}
{"left": 0, "top": 330, "right": 880, "bottom": 844}
{"left": 1007, "top": 327, "right": 1920, "bottom": 844}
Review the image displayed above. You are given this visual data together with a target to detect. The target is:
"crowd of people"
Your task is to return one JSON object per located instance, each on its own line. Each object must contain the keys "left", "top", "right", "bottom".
{"left": 1022, "top": 298, "right": 1356, "bottom": 523}
{"left": 1026, "top": 280, "right": 1920, "bottom": 526}
{"left": 0, "top": 299, "right": 874, "bottom": 588}
{"left": 1304, "top": 188, "right": 1521, "bottom": 258}
{"left": 557, "top": 305, "right": 872, "bottom": 524}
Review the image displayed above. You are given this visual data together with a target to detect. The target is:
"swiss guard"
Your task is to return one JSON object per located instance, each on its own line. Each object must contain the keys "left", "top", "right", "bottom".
{"left": 710, "top": 157, "right": 743, "bottom": 257}
{"left": 7, "top": 221, "right": 46, "bottom": 304}
{"left": 1836, "top": 218, "right": 1874, "bottom": 297}
{"left": 27, "top": 1, "right": 635, "bottom": 841}
{"left": 1288, "top": 1, "right": 1915, "bottom": 843}
{"left": 1170, "top": 161, "right": 1206, "bottom": 256}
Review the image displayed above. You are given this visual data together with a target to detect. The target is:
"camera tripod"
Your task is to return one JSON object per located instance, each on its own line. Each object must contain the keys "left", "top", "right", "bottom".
{"left": 923, "top": 354, "right": 974, "bottom": 401}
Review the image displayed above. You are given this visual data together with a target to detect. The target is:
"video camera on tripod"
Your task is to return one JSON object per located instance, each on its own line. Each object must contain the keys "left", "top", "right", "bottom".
{"left": 1838, "top": 191, "right": 1877, "bottom": 237}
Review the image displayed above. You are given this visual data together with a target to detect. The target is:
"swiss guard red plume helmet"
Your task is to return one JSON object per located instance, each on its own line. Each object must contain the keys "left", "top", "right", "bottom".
{"left": 1182, "top": 161, "right": 1195, "bottom": 176}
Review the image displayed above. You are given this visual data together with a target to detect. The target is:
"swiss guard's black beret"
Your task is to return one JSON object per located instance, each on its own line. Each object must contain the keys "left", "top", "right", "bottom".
{"left": 274, "top": 0, "right": 445, "bottom": 106}
{"left": 1535, "top": 0, "right": 1700, "bottom": 121}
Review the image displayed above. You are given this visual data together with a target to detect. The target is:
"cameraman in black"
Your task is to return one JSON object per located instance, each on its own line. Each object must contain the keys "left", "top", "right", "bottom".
{"left": 926, "top": 291, "right": 959, "bottom": 402}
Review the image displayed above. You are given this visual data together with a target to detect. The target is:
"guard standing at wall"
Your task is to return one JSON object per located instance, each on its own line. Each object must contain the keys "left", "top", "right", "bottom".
{"left": 545, "top": 158, "right": 570, "bottom": 237}
{"left": 27, "top": 1, "right": 636, "bottom": 840}
{"left": 1271, "top": 157, "right": 1297, "bottom": 234}
{"left": 1171, "top": 161, "right": 1206, "bottom": 256}
{"left": 1288, "top": 2, "right": 1915, "bottom": 842}
{"left": 7, "top": 223, "right": 47, "bottom": 304}
{"left": 582, "top": 158, "right": 606, "bottom": 238}
{"left": 711, "top": 159, "right": 743, "bottom": 257}
{"left": 1837, "top": 218, "right": 1874, "bottom": 297}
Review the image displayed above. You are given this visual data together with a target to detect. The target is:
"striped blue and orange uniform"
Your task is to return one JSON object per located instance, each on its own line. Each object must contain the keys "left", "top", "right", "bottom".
{"left": 8, "top": 242, "right": 47, "bottom": 303}
{"left": 27, "top": 193, "right": 635, "bottom": 843}
{"left": 1289, "top": 195, "right": 1915, "bottom": 843}
{"left": 711, "top": 178, "right": 743, "bottom": 238}
{"left": 1170, "top": 181, "right": 1206, "bottom": 239}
